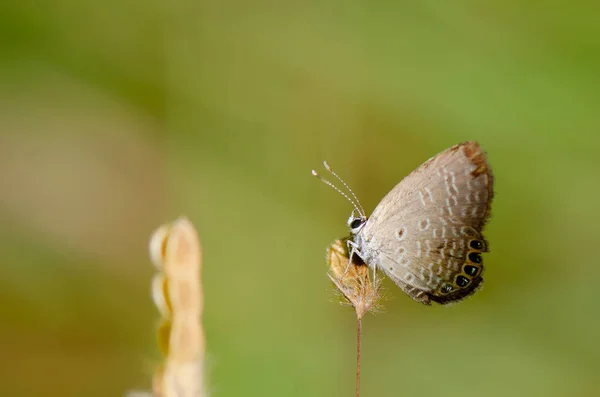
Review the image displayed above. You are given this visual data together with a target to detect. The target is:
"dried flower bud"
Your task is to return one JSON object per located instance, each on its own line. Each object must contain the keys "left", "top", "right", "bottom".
{"left": 149, "top": 224, "right": 171, "bottom": 270}
{"left": 327, "top": 239, "right": 380, "bottom": 319}
{"left": 151, "top": 274, "right": 172, "bottom": 319}
{"left": 131, "top": 217, "right": 205, "bottom": 397}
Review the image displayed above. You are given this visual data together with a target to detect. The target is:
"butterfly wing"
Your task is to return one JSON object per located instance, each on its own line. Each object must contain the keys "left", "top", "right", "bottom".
{"left": 356, "top": 141, "right": 494, "bottom": 305}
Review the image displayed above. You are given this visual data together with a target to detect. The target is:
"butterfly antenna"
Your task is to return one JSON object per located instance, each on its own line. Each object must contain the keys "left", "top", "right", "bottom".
{"left": 312, "top": 165, "right": 365, "bottom": 218}
{"left": 322, "top": 161, "right": 366, "bottom": 218}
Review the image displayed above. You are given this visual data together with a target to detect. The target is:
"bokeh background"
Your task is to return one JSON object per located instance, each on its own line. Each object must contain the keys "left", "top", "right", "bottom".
{"left": 2, "top": 1, "right": 600, "bottom": 396}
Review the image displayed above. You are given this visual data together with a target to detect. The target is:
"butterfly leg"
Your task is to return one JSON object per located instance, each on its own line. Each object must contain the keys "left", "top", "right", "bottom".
{"left": 345, "top": 239, "right": 363, "bottom": 274}
{"left": 346, "top": 239, "right": 378, "bottom": 286}
{"left": 371, "top": 264, "right": 378, "bottom": 285}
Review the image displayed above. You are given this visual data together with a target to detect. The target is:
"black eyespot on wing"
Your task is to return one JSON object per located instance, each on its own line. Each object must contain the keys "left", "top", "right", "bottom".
{"left": 464, "top": 265, "right": 479, "bottom": 276}
{"left": 468, "top": 252, "right": 482, "bottom": 264}
{"left": 456, "top": 275, "right": 470, "bottom": 287}
{"left": 441, "top": 284, "right": 453, "bottom": 294}
{"left": 469, "top": 240, "right": 483, "bottom": 250}
{"left": 429, "top": 277, "right": 483, "bottom": 305}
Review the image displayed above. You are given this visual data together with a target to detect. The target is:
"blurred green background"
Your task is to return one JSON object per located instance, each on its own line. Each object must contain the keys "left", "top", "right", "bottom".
{"left": 2, "top": 1, "right": 600, "bottom": 396}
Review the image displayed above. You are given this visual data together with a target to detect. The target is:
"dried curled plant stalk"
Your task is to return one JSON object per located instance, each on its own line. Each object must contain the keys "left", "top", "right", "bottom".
{"left": 327, "top": 238, "right": 381, "bottom": 397}
{"left": 128, "top": 217, "right": 206, "bottom": 397}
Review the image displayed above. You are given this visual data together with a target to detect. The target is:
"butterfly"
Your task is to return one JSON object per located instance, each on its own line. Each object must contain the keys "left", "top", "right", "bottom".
{"left": 314, "top": 141, "right": 494, "bottom": 305}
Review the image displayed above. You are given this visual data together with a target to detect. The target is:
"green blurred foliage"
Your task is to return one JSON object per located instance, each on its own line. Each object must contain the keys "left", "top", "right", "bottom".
{"left": 1, "top": 1, "right": 599, "bottom": 396}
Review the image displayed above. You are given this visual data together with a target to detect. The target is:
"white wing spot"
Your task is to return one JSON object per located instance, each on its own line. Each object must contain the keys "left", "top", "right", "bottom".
{"left": 436, "top": 263, "right": 444, "bottom": 275}
{"left": 440, "top": 206, "right": 453, "bottom": 216}
{"left": 448, "top": 217, "right": 460, "bottom": 224}
{"left": 418, "top": 190, "right": 427, "bottom": 206}
{"left": 439, "top": 246, "right": 447, "bottom": 259}
{"left": 397, "top": 247, "right": 410, "bottom": 266}
{"left": 450, "top": 171, "right": 459, "bottom": 194}
{"left": 424, "top": 187, "right": 434, "bottom": 203}
{"left": 424, "top": 239, "right": 432, "bottom": 256}
{"left": 444, "top": 176, "right": 452, "bottom": 196}
{"left": 418, "top": 218, "right": 431, "bottom": 231}
{"left": 426, "top": 270, "right": 434, "bottom": 284}
{"left": 446, "top": 196, "right": 458, "bottom": 207}
{"left": 396, "top": 226, "right": 407, "bottom": 241}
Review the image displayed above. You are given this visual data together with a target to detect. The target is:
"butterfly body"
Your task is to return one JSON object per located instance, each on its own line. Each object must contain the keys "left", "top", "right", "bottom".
{"left": 346, "top": 141, "right": 494, "bottom": 305}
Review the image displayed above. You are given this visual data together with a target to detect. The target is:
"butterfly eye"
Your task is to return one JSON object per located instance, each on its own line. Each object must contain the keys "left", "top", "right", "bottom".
{"left": 349, "top": 218, "right": 365, "bottom": 230}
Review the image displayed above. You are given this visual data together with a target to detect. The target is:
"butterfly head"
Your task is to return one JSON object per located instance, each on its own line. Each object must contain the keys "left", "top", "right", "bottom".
{"left": 347, "top": 210, "right": 367, "bottom": 235}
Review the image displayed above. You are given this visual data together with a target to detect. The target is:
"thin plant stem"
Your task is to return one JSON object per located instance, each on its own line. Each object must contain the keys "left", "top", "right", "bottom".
{"left": 326, "top": 239, "right": 379, "bottom": 397}
{"left": 355, "top": 318, "right": 362, "bottom": 397}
